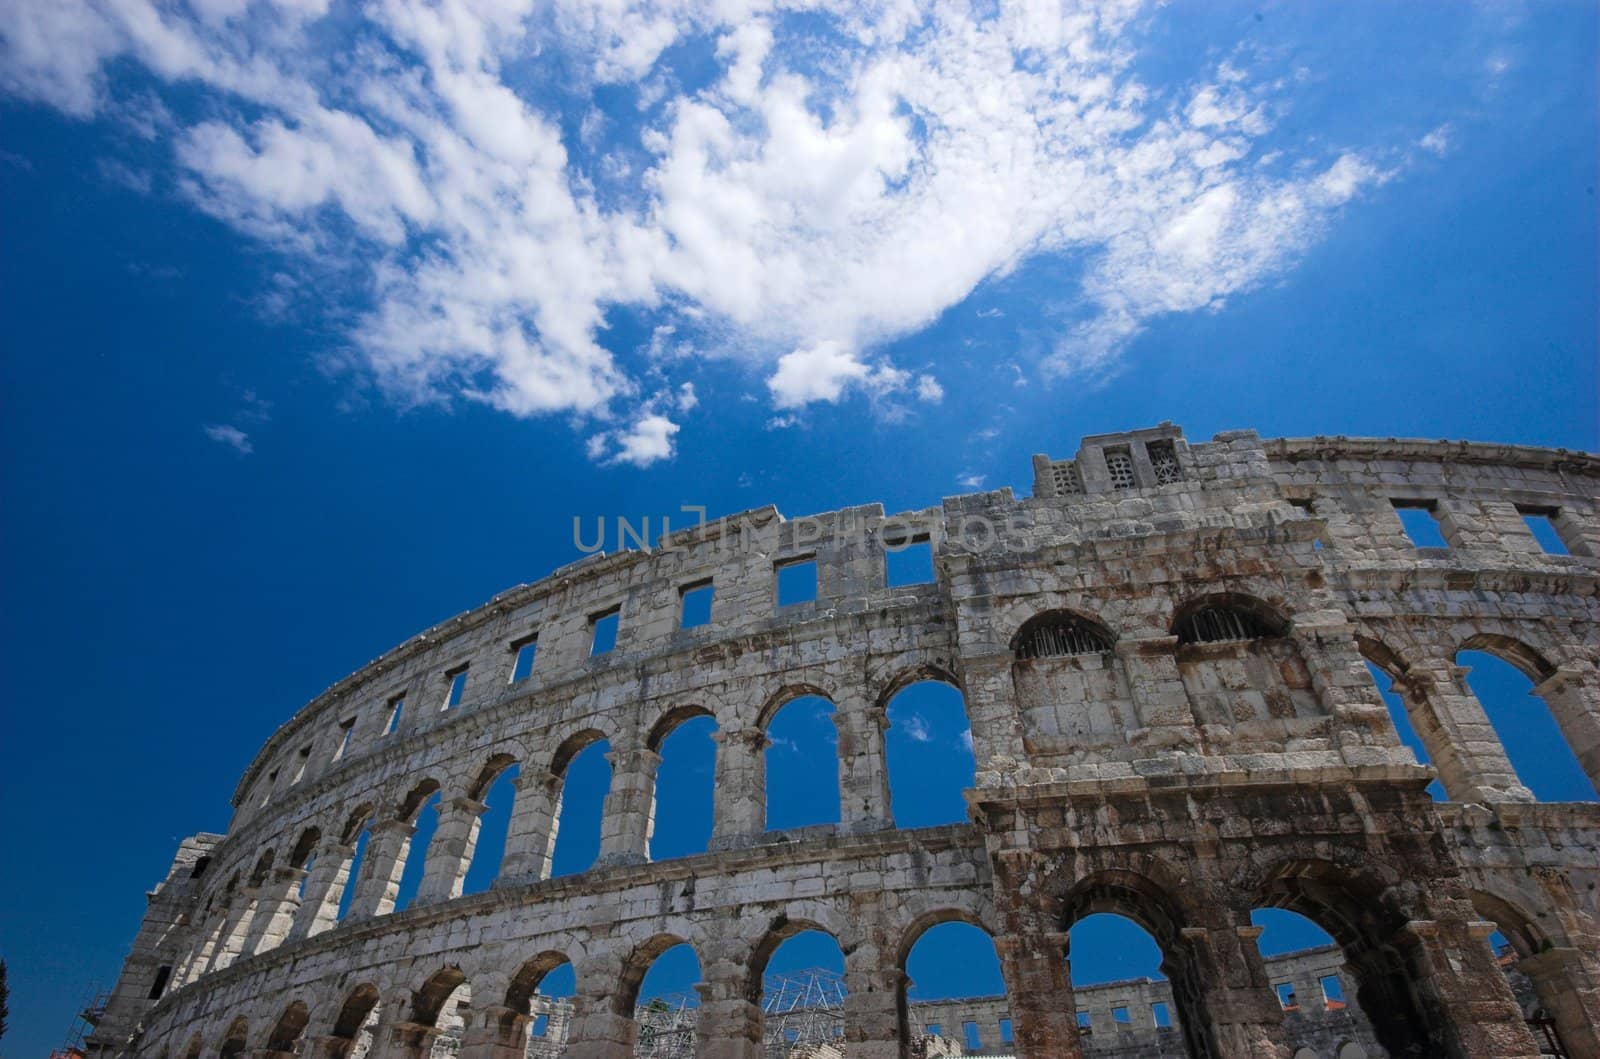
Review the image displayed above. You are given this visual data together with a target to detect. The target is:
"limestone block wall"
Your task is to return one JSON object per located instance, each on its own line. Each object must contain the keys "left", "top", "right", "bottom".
{"left": 83, "top": 425, "right": 1600, "bottom": 1059}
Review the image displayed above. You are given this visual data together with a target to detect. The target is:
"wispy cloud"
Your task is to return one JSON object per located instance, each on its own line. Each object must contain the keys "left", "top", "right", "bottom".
{"left": 901, "top": 714, "right": 932, "bottom": 743}
{"left": 2, "top": 0, "right": 1416, "bottom": 455}
{"left": 203, "top": 424, "right": 252, "bottom": 455}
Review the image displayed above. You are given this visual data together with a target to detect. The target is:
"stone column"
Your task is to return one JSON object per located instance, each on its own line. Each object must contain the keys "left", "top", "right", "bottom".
{"left": 345, "top": 819, "right": 414, "bottom": 921}
{"left": 1532, "top": 665, "right": 1600, "bottom": 796}
{"left": 456, "top": 1005, "right": 529, "bottom": 1059}
{"left": 694, "top": 942, "right": 761, "bottom": 1059}
{"left": 844, "top": 950, "right": 904, "bottom": 1059}
{"left": 210, "top": 892, "right": 258, "bottom": 971}
{"left": 563, "top": 953, "right": 634, "bottom": 1059}
{"left": 367, "top": 1021, "right": 441, "bottom": 1059}
{"left": 1418, "top": 660, "right": 1534, "bottom": 802}
{"left": 996, "top": 930, "right": 1080, "bottom": 1059}
{"left": 597, "top": 747, "right": 660, "bottom": 867}
{"left": 289, "top": 841, "right": 354, "bottom": 941}
{"left": 960, "top": 657, "right": 1031, "bottom": 775}
{"left": 1400, "top": 917, "right": 1540, "bottom": 1058}
{"left": 243, "top": 867, "right": 306, "bottom": 955}
{"left": 710, "top": 728, "right": 767, "bottom": 849}
{"left": 496, "top": 769, "right": 561, "bottom": 884}
{"left": 836, "top": 692, "right": 892, "bottom": 833}
{"left": 414, "top": 797, "right": 486, "bottom": 906}
{"left": 1175, "top": 921, "right": 1289, "bottom": 1059}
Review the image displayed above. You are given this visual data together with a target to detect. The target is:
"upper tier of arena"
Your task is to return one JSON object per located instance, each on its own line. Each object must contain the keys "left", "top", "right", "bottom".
{"left": 87, "top": 423, "right": 1600, "bottom": 1059}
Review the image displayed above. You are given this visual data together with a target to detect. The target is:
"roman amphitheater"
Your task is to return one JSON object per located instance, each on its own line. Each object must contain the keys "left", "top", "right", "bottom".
{"left": 84, "top": 424, "right": 1600, "bottom": 1059}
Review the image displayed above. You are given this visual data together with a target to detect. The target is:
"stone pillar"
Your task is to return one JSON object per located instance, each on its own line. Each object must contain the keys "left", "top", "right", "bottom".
{"left": 1424, "top": 661, "right": 1536, "bottom": 801}
{"left": 1517, "top": 945, "right": 1600, "bottom": 1059}
{"left": 414, "top": 797, "right": 486, "bottom": 906}
{"left": 456, "top": 1004, "right": 529, "bottom": 1059}
{"left": 1533, "top": 665, "right": 1600, "bottom": 797}
{"left": 1176, "top": 921, "right": 1289, "bottom": 1059}
{"left": 1400, "top": 917, "right": 1540, "bottom": 1058}
{"left": 710, "top": 728, "right": 767, "bottom": 849}
{"left": 836, "top": 692, "right": 892, "bottom": 833}
{"left": 290, "top": 841, "right": 355, "bottom": 941}
{"left": 243, "top": 867, "right": 306, "bottom": 955}
{"left": 694, "top": 942, "right": 761, "bottom": 1059}
{"left": 346, "top": 819, "right": 414, "bottom": 921}
{"left": 960, "top": 657, "right": 1031, "bottom": 775}
{"left": 844, "top": 950, "right": 904, "bottom": 1059}
{"left": 597, "top": 747, "right": 660, "bottom": 867}
{"left": 367, "top": 1021, "right": 441, "bottom": 1059}
{"left": 563, "top": 953, "right": 633, "bottom": 1059}
{"left": 210, "top": 892, "right": 258, "bottom": 971}
{"left": 497, "top": 770, "right": 560, "bottom": 884}
{"left": 996, "top": 930, "right": 1080, "bottom": 1059}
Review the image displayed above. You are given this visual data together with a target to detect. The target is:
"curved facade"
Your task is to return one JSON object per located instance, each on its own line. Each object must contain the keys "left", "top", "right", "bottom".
{"left": 85, "top": 424, "right": 1600, "bottom": 1059}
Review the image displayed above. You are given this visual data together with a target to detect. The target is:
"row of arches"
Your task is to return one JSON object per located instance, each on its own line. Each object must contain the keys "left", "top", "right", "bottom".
{"left": 173, "top": 677, "right": 978, "bottom": 989}
{"left": 165, "top": 856, "right": 1567, "bottom": 1059}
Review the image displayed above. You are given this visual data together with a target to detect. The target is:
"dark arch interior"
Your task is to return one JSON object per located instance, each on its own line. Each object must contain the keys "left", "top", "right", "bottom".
{"left": 1012, "top": 611, "right": 1115, "bottom": 659}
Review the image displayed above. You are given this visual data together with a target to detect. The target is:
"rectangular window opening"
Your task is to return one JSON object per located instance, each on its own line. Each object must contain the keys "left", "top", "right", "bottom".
{"left": 884, "top": 532, "right": 934, "bottom": 587}
{"left": 1274, "top": 982, "right": 1297, "bottom": 1009}
{"left": 1152, "top": 1002, "right": 1171, "bottom": 1028}
{"left": 1105, "top": 446, "right": 1137, "bottom": 490}
{"left": 442, "top": 665, "right": 469, "bottom": 710}
{"left": 385, "top": 696, "right": 406, "bottom": 735}
{"left": 590, "top": 607, "right": 620, "bottom": 656}
{"left": 679, "top": 579, "right": 714, "bottom": 629}
{"left": 775, "top": 556, "right": 818, "bottom": 607}
{"left": 259, "top": 770, "right": 278, "bottom": 807}
{"left": 1319, "top": 974, "right": 1346, "bottom": 1009}
{"left": 531, "top": 1014, "right": 549, "bottom": 1037}
{"left": 1517, "top": 506, "right": 1570, "bottom": 555}
{"left": 998, "top": 1018, "right": 1014, "bottom": 1044}
{"left": 147, "top": 965, "right": 172, "bottom": 1000}
{"left": 509, "top": 635, "right": 539, "bottom": 683}
{"left": 1112, "top": 1006, "right": 1130, "bottom": 1028}
{"left": 1393, "top": 500, "right": 1450, "bottom": 548}
{"left": 924, "top": 1023, "right": 941, "bottom": 1037}
{"left": 332, "top": 717, "right": 357, "bottom": 762}
{"left": 1147, "top": 439, "right": 1182, "bottom": 485}
{"left": 1076, "top": 1011, "right": 1091, "bottom": 1029}
{"left": 962, "top": 1022, "right": 980, "bottom": 1050}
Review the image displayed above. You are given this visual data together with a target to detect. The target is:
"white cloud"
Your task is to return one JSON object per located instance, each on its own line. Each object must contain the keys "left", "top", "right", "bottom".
{"left": 956, "top": 471, "right": 986, "bottom": 489}
{"left": 1419, "top": 124, "right": 1453, "bottom": 156}
{"left": 1, "top": 0, "right": 1421, "bottom": 454}
{"left": 204, "top": 423, "right": 253, "bottom": 454}
{"left": 901, "top": 714, "right": 932, "bottom": 742}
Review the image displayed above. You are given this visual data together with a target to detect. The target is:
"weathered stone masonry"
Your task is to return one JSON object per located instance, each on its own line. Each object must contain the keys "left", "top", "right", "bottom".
{"left": 85, "top": 425, "right": 1600, "bottom": 1059}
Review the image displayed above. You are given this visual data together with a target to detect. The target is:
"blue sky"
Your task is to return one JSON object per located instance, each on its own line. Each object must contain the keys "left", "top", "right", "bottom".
{"left": 1, "top": 0, "right": 1597, "bottom": 1054}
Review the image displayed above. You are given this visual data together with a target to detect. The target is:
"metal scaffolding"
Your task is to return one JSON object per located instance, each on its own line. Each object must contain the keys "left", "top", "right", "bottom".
{"left": 762, "top": 968, "right": 847, "bottom": 1058}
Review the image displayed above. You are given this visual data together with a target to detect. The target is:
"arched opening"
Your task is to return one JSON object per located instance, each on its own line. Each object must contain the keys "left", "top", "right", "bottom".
{"left": 1171, "top": 595, "right": 1313, "bottom": 733}
{"left": 394, "top": 782, "right": 443, "bottom": 911}
{"left": 289, "top": 826, "right": 320, "bottom": 898}
{"left": 1255, "top": 861, "right": 1434, "bottom": 1057}
{"left": 1457, "top": 646, "right": 1596, "bottom": 801}
{"left": 412, "top": 967, "right": 470, "bottom": 1059}
{"left": 647, "top": 709, "right": 717, "bottom": 860}
{"left": 753, "top": 927, "right": 847, "bottom": 1053}
{"left": 330, "top": 984, "right": 382, "bottom": 1059}
{"left": 217, "top": 1018, "right": 248, "bottom": 1059}
{"left": 621, "top": 939, "right": 700, "bottom": 1056}
{"left": 463, "top": 757, "right": 520, "bottom": 894}
{"left": 1011, "top": 611, "right": 1115, "bottom": 659}
{"left": 1171, "top": 595, "right": 1287, "bottom": 646}
{"left": 1251, "top": 907, "right": 1383, "bottom": 1056}
{"left": 550, "top": 733, "right": 611, "bottom": 877}
{"left": 764, "top": 694, "right": 840, "bottom": 830}
{"left": 903, "top": 920, "right": 1008, "bottom": 1053}
{"left": 1062, "top": 872, "right": 1214, "bottom": 1059}
{"left": 885, "top": 679, "right": 974, "bottom": 828}
{"left": 336, "top": 808, "right": 374, "bottom": 923}
{"left": 508, "top": 952, "right": 576, "bottom": 1057}
{"left": 1067, "top": 912, "right": 1186, "bottom": 1050}
{"left": 265, "top": 1001, "right": 309, "bottom": 1055}
{"left": 1469, "top": 890, "right": 1584, "bottom": 1057}
{"left": 1357, "top": 646, "right": 1447, "bottom": 801}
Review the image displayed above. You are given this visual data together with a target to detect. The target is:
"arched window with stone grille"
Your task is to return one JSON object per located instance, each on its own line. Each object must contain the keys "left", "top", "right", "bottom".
{"left": 1011, "top": 611, "right": 1115, "bottom": 660}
